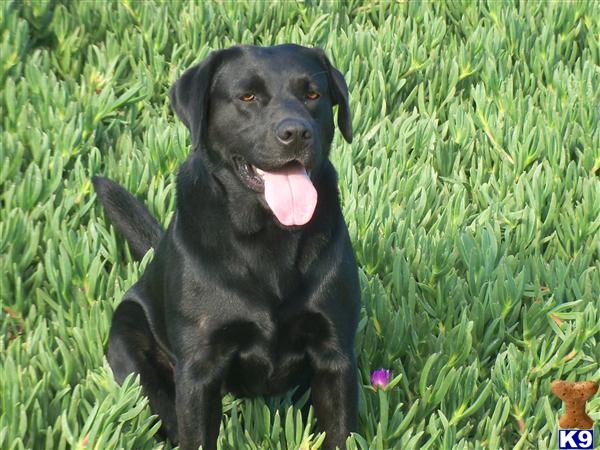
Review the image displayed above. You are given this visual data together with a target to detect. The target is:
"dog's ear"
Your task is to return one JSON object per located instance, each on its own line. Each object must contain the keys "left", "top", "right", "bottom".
{"left": 313, "top": 48, "right": 352, "bottom": 144}
{"left": 169, "top": 51, "right": 223, "bottom": 151}
{"left": 329, "top": 66, "right": 352, "bottom": 143}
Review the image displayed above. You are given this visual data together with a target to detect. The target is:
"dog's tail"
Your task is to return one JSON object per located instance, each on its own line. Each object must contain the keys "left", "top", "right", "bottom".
{"left": 92, "top": 176, "right": 164, "bottom": 261}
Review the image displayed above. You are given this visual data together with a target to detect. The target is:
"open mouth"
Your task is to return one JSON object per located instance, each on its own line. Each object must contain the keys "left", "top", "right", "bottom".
{"left": 233, "top": 155, "right": 317, "bottom": 227}
{"left": 233, "top": 156, "right": 265, "bottom": 192}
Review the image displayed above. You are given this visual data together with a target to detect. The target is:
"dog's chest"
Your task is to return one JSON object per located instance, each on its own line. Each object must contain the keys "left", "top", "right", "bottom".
{"left": 223, "top": 310, "right": 327, "bottom": 397}
{"left": 240, "top": 234, "right": 305, "bottom": 300}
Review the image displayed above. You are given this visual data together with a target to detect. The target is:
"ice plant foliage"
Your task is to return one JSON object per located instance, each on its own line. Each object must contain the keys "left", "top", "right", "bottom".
{"left": 1, "top": 1, "right": 599, "bottom": 449}
{"left": 371, "top": 369, "right": 392, "bottom": 391}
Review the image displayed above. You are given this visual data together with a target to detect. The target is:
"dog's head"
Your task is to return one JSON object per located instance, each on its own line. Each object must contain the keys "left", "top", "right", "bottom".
{"left": 169, "top": 44, "right": 351, "bottom": 227}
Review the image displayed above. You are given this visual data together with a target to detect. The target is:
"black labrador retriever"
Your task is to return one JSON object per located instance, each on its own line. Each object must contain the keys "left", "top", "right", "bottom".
{"left": 93, "top": 44, "right": 360, "bottom": 450}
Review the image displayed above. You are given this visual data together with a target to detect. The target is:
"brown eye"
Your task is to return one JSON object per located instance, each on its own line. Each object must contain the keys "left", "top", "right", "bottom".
{"left": 240, "top": 93, "right": 255, "bottom": 102}
{"left": 306, "top": 91, "right": 320, "bottom": 100}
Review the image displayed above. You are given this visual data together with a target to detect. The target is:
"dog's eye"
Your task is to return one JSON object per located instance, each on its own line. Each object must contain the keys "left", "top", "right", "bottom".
{"left": 240, "top": 93, "right": 256, "bottom": 102}
{"left": 305, "top": 91, "right": 320, "bottom": 101}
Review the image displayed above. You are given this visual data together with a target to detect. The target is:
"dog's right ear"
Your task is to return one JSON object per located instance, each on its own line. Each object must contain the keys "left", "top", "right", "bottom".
{"left": 169, "top": 51, "right": 223, "bottom": 151}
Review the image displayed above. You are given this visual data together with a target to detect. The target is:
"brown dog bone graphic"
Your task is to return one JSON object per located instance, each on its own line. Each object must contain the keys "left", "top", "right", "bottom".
{"left": 551, "top": 380, "right": 598, "bottom": 429}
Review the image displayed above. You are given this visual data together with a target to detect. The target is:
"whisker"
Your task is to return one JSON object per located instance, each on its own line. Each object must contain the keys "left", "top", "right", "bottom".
{"left": 310, "top": 70, "right": 328, "bottom": 78}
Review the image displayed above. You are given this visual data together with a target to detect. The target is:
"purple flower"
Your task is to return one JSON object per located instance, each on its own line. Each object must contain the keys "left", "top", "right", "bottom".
{"left": 371, "top": 368, "right": 392, "bottom": 390}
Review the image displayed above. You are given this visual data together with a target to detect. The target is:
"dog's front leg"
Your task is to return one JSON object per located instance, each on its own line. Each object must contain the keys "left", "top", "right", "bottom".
{"left": 175, "top": 361, "right": 223, "bottom": 450}
{"left": 310, "top": 353, "right": 358, "bottom": 450}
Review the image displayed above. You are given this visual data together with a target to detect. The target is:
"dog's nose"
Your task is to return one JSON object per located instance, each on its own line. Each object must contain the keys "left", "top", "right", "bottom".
{"left": 275, "top": 119, "right": 313, "bottom": 146}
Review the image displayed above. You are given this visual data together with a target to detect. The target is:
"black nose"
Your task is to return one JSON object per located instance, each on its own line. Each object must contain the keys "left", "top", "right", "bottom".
{"left": 275, "top": 119, "right": 313, "bottom": 146}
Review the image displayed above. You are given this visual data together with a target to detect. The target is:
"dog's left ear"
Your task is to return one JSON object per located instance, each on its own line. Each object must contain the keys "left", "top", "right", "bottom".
{"left": 169, "top": 50, "right": 224, "bottom": 151}
{"left": 313, "top": 48, "right": 352, "bottom": 143}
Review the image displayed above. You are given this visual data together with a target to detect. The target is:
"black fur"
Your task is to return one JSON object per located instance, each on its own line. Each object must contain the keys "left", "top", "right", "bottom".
{"left": 94, "top": 44, "right": 360, "bottom": 450}
{"left": 92, "top": 176, "right": 163, "bottom": 260}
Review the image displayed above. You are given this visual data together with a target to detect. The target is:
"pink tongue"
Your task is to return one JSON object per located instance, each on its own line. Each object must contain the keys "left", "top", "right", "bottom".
{"left": 262, "top": 163, "right": 317, "bottom": 226}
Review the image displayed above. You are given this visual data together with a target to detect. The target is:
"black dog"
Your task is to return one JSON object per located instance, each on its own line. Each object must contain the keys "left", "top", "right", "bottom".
{"left": 93, "top": 44, "right": 360, "bottom": 450}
